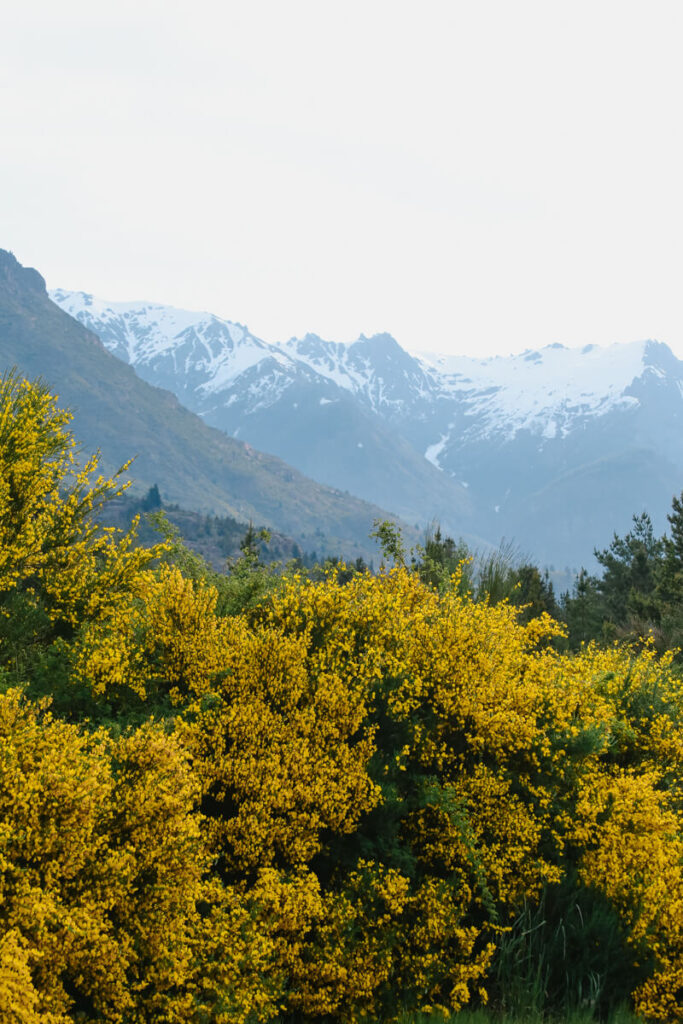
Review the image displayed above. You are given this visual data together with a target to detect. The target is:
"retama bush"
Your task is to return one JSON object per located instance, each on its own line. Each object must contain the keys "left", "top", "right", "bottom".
{"left": 3, "top": 373, "right": 683, "bottom": 1022}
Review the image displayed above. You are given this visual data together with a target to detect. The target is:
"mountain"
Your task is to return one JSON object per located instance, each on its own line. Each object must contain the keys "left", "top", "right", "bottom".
{"left": 0, "top": 250, "right": 406, "bottom": 563}
{"left": 51, "top": 288, "right": 683, "bottom": 569}
{"left": 49, "top": 290, "right": 474, "bottom": 531}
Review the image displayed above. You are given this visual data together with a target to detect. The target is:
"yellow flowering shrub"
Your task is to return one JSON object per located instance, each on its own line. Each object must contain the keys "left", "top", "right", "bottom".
{"left": 398, "top": 876, "right": 495, "bottom": 1015}
{"left": 8, "top": 375, "right": 683, "bottom": 1020}
{"left": 76, "top": 561, "right": 683, "bottom": 1018}
{"left": 188, "top": 877, "right": 284, "bottom": 1024}
{"left": 589, "top": 642, "right": 683, "bottom": 790}
{"left": 256, "top": 569, "right": 683, "bottom": 1017}
{"left": 71, "top": 565, "right": 231, "bottom": 703}
{"left": 0, "top": 372, "right": 160, "bottom": 681}
{"left": 282, "top": 861, "right": 411, "bottom": 1021}
{"left": 0, "top": 689, "right": 208, "bottom": 1022}
{"left": 0, "top": 930, "right": 40, "bottom": 1024}
{"left": 570, "top": 764, "right": 683, "bottom": 1020}
{"left": 179, "top": 616, "right": 380, "bottom": 873}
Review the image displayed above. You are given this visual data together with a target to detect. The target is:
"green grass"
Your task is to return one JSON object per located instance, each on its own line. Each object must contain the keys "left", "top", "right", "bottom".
{"left": 397, "top": 1006, "right": 641, "bottom": 1024}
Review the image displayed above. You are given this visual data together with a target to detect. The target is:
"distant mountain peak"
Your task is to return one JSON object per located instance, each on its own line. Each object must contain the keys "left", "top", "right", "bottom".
{"left": 642, "top": 338, "right": 681, "bottom": 374}
{"left": 51, "top": 289, "right": 682, "bottom": 441}
{"left": 47, "top": 282, "right": 683, "bottom": 568}
{"left": 0, "top": 255, "right": 403, "bottom": 563}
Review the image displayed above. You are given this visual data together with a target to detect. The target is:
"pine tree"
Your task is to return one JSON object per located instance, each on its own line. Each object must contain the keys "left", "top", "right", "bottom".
{"left": 654, "top": 492, "right": 683, "bottom": 652}
{"left": 561, "top": 568, "right": 605, "bottom": 648}
{"left": 593, "top": 512, "right": 664, "bottom": 630}
{"left": 510, "top": 564, "right": 559, "bottom": 624}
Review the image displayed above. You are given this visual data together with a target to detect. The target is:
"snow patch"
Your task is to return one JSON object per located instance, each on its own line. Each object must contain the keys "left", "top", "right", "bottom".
{"left": 425, "top": 432, "right": 449, "bottom": 469}
{"left": 416, "top": 340, "right": 652, "bottom": 441}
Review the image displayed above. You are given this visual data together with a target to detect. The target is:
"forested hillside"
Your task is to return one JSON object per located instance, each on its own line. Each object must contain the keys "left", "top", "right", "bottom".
{"left": 3, "top": 372, "right": 683, "bottom": 1023}
{"left": 98, "top": 486, "right": 310, "bottom": 570}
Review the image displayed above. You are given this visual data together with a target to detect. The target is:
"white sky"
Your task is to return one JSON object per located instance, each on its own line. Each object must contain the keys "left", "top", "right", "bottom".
{"left": 2, "top": 0, "right": 682, "bottom": 358}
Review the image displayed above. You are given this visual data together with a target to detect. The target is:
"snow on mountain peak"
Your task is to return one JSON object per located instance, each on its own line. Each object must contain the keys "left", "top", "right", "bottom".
{"left": 49, "top": 289, "right": 283, "bottom": 391}
{"left": 50, "top": 289, "right": 218, "bottom": 357}
{"left": 49, "top": 287, "right": 681, "bottom": 450}
{"left": 416, "top": 339, "right": 659, "bottom": 442}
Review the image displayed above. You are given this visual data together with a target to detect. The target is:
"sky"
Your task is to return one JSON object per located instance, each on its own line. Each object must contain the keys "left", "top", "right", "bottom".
{"left": 2, "top": 0, "right": 682, "bottom": 358}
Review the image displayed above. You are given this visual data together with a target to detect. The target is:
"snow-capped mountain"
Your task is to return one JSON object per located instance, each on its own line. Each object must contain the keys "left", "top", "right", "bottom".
{"left": 50, "top": 288, "right": 683, "bottom": 568}
{"left": 49, "top": 289, "right": 299, "bottom": 412}
{"left": 0, "top": 250, "right": 404, "bottom": 565}
{"left": 280, "top": 331, "right": 439, "bottom": 418}
{"left": 49, "top": 290, "right": 475, "bottom": 532}
{"left": 419, "top": 342, "right": 651, "bottom": 443}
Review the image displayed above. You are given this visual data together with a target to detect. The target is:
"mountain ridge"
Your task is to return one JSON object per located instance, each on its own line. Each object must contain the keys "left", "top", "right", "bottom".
{"left": 52, "top": 287, "right": 680, "bottom": 445}
{"left": 50, "top": 286, "right": 683, "bottom": 568}
{"left": 50, "top": 288, "right": 474, "bottom": 532}
{"left": 0, "top": 250, "right": 407, "bottom": 563}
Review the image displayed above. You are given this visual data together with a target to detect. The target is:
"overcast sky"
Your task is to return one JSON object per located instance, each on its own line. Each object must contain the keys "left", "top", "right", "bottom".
{"left": 2, "top": 1, "right": 682, "bottom": 358}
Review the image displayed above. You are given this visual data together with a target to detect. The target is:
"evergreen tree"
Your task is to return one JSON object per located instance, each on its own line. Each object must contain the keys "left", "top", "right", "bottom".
{"left": 593, "top": 512, "right": 664, "bottom": 632}
{"left": 140, "top": 482, "right": 162, "bottom": 511}
{"left": 654, "top": 492, "right": 683, "bottom": 652}
{"left": 658, "top": 492, "right": 683, "bottom": 604}
{"left": 561, "top": 569, "right": 606, "bottom": 648}
{"left": 416, "top": 523, "right": 471, "bottom": 593}
{"left": 509, "top": 564, "right": 559, "bottom": 624}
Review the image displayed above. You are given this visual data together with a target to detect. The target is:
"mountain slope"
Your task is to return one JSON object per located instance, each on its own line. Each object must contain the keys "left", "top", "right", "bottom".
{"left": 50, "top": 286, "right": 683, "bottom": 568}
{"left": 0, "top": 251, "right": 403, "bottom": 561}
{"left": 412, "top": 341, "right": 683, "bottom": 565}
{"left": 50, "top": 290, "right": 474, "bottom": 529}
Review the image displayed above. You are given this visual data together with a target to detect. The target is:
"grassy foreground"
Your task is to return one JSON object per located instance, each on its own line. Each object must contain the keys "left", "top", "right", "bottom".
{"left": 402, "top": 1009, "right": 640, "bottom": 1024}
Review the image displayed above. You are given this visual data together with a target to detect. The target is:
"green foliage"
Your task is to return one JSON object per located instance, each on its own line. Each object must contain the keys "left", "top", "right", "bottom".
{"left": 594, "top": 512, "right": 663, "bottom": 630}
{"left": 560, "top": 499, "right": 683, "bottom": 653}
{"left": 217, "top": 546, "right": 283, "bottom": 617}
{"left": 488, "top": 879, "right": 646, "bottom": 1022}
{"left": 400, "top": 1005, "right": 641, "bottom": 1023}
{"left": 561, "top": 571, "right": 606, "bottom": 651}
{"left": 412, "top": 526, "right": 559, "bottom": 635}
{"left": 473, "top": 540, "right": 521, "bottom": 604}
{"left": 240, "top": 520, "right": 271, "bottom": 559}
{"left": 149, "top": 509, "right": 283, "bottom": 618}
{"left": 371, "top": 518, "right": 407, "bottom": 567}
{"left": 100, "top": 491, "right": 301, "bottom": 569}
{"left": 415, "top": 523, "right": 473, "bottom": 595}
{"left": 140, "top": 482, "right": 162, "bottom": 510}
{"left": 150, "top": 508, "right": 213, "bottom": 580}
{"left": 508, "top": 565, "right": 559, "bottom": 625}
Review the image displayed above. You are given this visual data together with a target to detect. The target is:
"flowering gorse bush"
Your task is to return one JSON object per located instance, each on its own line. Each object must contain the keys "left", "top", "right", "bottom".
{"left": 2, "top": 374, "right": 683, "bottom": 1021}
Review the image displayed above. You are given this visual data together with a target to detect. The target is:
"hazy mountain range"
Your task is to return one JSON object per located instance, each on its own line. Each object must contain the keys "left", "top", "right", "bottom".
{"left": 51, "top": 288, "right": 683, "bottom": 568}
{"left": 0, "top": 249, "right": 402, "bottom": 563}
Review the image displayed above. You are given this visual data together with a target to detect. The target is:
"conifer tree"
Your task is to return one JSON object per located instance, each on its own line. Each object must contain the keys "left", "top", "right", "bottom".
{"left": 593, "top": 512, "right": 663, "bottom": 631}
